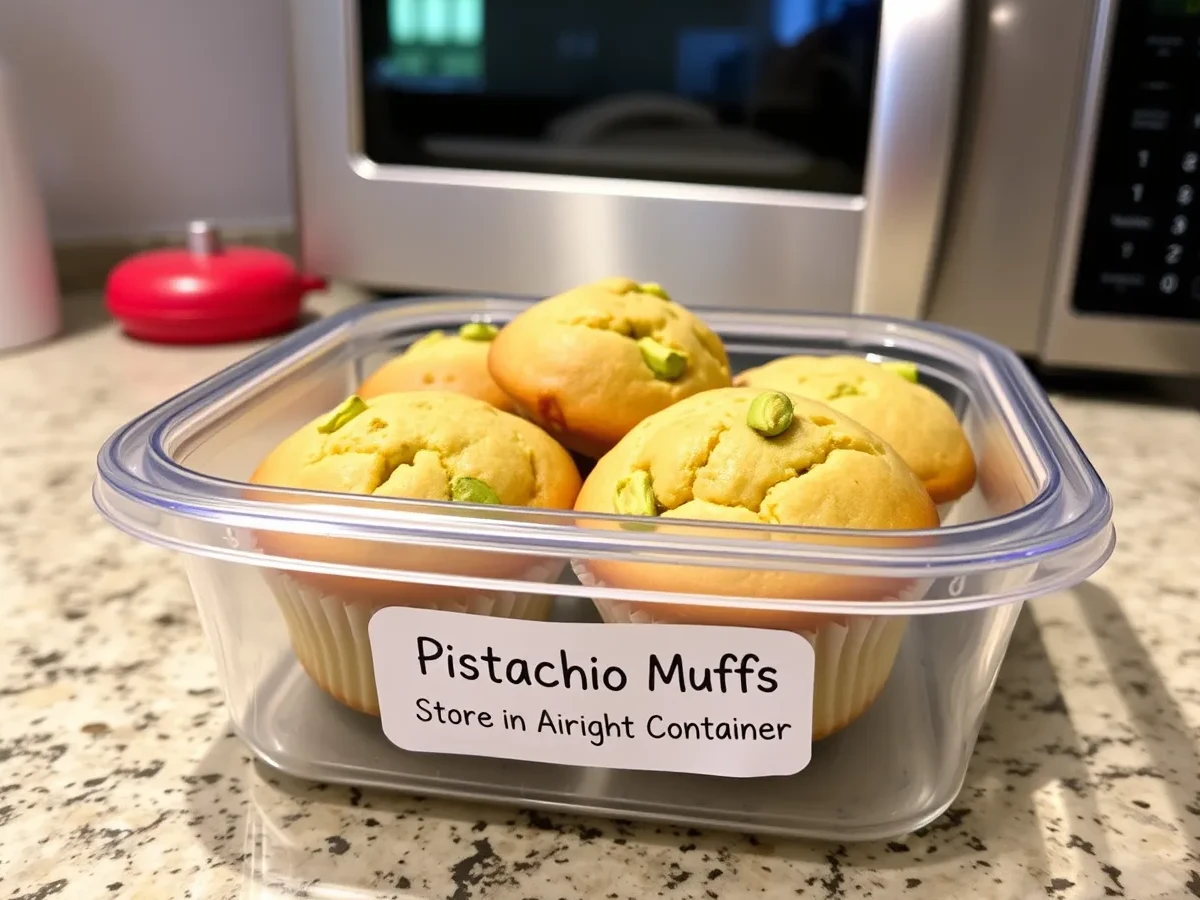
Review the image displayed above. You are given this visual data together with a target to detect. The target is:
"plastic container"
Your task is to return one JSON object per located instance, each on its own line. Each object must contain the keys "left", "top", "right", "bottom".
{"left": 93, "top": 298, "right": 1114, "bottom": 840}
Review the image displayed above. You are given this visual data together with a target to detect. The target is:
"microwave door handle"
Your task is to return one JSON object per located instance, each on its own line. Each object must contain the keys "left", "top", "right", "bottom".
{"left": 853, "top": 0, "right": 967, "bottom": 320}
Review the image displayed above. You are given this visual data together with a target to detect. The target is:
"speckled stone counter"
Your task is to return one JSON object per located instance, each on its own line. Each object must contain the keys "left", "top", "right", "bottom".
{"left": 1, "top": 290, "right": 1198, "bottom": 900}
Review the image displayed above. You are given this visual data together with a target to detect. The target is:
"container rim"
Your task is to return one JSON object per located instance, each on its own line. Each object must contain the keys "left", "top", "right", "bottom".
{"left": 94, "top": 298, "right": 1114, "bottom": 589}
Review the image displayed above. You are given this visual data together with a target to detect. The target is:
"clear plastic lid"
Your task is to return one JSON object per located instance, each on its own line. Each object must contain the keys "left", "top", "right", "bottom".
{"left": 94, "top": 298, "right": 1114, "bottom": 616}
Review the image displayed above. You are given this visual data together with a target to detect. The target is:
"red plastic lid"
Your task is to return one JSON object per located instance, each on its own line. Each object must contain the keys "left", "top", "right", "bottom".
{"left": 105, "top": 221, "right": 326, "bottom": 344}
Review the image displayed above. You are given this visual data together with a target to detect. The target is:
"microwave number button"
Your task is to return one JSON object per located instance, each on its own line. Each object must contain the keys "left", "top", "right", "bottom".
{"left": 1111, "top": 238, "right": 1146, "bottom": 267}
{"left": 1139, "top": 34, "right": 1186, "bottom": 89}
{"left": 1109, "top": 213, "right": 1155, "bottom": 231}
{"left": 1099, "top": 272, "right": 1146, "bottom": 291}
{"left": 1159, "top": 273, "right": 1180, "bottom": 296}
{"left": 1131, "top": 108, "right": 1172, "bottom": 132}
{"left": 1144, "top": 34, "right": 1185, "bottom": 61}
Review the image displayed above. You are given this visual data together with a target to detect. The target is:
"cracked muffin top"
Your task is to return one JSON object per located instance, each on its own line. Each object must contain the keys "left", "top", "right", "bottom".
{"left": 734, "top": 355, "right": 976, "bottom": 504}
{"left": 576, "top": 386, "right": 937, "bottom": 529}
{"left": 357, "top": 323, "right": 516, "bottom": 413}
{"left": 488, "top": 277, "right": 732, "bottom": 458}
{"left": 574, "top": 387, "right": 939, "bottom": 605}
{"left": 250, "top": 391, "right": 580, "bottom": 510}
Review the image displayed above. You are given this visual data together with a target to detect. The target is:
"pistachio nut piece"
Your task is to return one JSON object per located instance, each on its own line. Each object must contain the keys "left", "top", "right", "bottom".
{"left": 638, "top": 282, "right": 670, "bottom": 301}
{"left": 458, "top": 322, "right": 499, "bottom": 341}
{"left": 451, "top": 476, "right": 502, "bottom": 505}
{"left": 613, "top": 470, "right": 658, "bottom": 518}
{"left": 637, "top": 337, "right": 688, "bottom": 381}
{"left": 746, "top": 391, "right": 795, "bottom": 437}
{"left": 317, "top": 396, "right": 369, "bottom": 434}
{"left": 880, "top": 361, "right": 919, "bottom": 383}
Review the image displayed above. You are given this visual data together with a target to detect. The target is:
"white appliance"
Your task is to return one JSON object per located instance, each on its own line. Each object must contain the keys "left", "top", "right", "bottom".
{"left": 0, "top": 57, "right": 59, "bottom": 352}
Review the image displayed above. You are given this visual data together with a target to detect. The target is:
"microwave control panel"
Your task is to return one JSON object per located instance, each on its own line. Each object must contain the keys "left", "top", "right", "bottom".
{"left": 1072, "top": 0, "right": 1200, "bottom": 319}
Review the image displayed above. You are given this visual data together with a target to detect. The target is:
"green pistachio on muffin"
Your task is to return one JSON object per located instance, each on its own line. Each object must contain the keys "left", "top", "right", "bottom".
{"left": 637, "top": 337, "right": 689, "bottom": 381}
{"left": 881, "top": 361, "right": 919, "bottom": 383}
{"left": 613, "top": 469, "right": 658, "bottom": 518}
{"left": 458, "top": 322, "right": 500, "bottom": 342}
{"left": 450, "top": 476, "right": 502, "bottom": 505}
{"left": 637, "top": 282, "right": 670, "bottom": 300}
{"left": 316, "top": 396, "right": 368, "bottom": 434}
{"left": 746, "top": 391, "right": 795, "bottom": 437}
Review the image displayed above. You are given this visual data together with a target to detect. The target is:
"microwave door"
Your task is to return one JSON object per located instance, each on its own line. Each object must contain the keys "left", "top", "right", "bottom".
{"left": 289, "top": 0, "right": 965, "bottom": 319}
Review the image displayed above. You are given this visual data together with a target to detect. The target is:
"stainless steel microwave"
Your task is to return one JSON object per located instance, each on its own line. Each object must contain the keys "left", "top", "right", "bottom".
{"left": 288, "top": 0, "right": 1200, "bottom": 375}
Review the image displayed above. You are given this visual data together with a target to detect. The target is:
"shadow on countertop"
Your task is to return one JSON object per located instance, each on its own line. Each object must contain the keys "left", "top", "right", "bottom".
{"left": 1034, "top": 364, "right": 1200, "bottom": 411}
{"left": 1073, "top": 582, "right": 1200, "bottom": 857}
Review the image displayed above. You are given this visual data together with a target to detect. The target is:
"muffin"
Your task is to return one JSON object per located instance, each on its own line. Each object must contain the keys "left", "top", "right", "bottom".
{"left": 572, "top": 387, "right": 940, "bottom": 740}
{"left": 358, "top": 323, "right": 516, "bottom": 412}
{"left": 734, "top": 355, "right": 976, "bottom": 504}
{"left": 488, "top": 277, "right": 732, "bottom": 457}
{"left": 248, "top": 391, "right": 581, "bottom": 715}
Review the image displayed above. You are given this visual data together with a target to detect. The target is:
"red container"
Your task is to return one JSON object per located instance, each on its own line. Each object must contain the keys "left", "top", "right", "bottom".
{"left": 105, "top": 221, "right": 327, "bottom": 344}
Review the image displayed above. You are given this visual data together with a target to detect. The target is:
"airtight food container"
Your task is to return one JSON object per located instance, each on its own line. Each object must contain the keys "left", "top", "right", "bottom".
{"left": 94, "top": 298, "right": 1114, "bottom": 841}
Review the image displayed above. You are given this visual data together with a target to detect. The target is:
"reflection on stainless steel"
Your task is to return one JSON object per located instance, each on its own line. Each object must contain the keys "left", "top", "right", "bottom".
{"left": 924, "top": 0, "right": 1095, "bottom": 354}
{"left": 422, "top": 136, "right": 815, "bottom": 178}
{"left": 546, "top": 93, "right": 720, "bottom": 144}
{"left": 852, "top": 0, "right": 965, "bottom": 318}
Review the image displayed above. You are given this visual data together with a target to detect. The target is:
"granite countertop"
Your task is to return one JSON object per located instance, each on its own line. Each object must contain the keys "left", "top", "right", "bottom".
{"left": 1, "top": 288, "right": 1199, "bottom": 900}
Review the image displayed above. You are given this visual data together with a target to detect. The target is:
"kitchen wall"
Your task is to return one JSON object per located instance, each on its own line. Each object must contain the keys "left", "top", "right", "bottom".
{"left": 0, "top": 0, "right": 294, "bottom": 241}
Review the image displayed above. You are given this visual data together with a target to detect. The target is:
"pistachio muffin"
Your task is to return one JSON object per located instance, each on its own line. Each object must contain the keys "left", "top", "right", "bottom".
{"left": 488, "top": 278, "right": 732, "bottom": 457}
{"left": 573, "top": 387, "right": 939, "bottom": 740}
{"left": 358, "top": 322, "right": 515, "bottom": 413}
{"left": 249, "top": 390, "right": 581, "bottom": 715}
{"left": 735, "top": 355, "right": 976, "bottom": 504}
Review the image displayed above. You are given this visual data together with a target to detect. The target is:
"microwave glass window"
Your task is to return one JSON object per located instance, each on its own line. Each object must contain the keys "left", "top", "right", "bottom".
{"left": 358, "top": 0, "right": 881, "bottom": 194}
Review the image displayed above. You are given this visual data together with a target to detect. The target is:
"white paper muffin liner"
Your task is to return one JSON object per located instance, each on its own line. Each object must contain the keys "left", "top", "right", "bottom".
{"left": 265, "top": 562, "right": 561, "bottom": 716}
{"left": 573, "top": 561, "right": 923, "bottom": 741}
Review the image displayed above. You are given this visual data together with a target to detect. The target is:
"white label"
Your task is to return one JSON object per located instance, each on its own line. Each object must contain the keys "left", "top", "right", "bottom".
{"left": 369, "top": 608, "right": 815, "bottom": 778}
